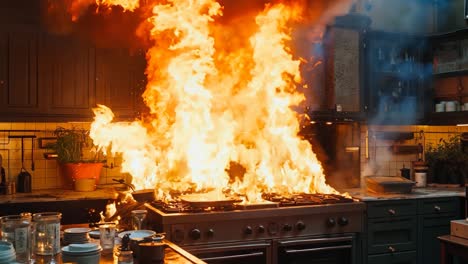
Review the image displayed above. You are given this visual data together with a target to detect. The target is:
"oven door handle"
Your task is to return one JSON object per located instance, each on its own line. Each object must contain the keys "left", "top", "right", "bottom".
{"left": 278, "top": 236, "right": 353, "bottom": 247}
{"left": 200, "top": 252, "right": 264, "bottom": 261}
{"left": 284, "top": 244, "right": 352, "bottom": 255}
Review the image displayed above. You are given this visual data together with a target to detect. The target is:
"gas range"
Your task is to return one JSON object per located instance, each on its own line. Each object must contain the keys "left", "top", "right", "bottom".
{"left": 145, "top": 194, "right": 364, "bottom": 246}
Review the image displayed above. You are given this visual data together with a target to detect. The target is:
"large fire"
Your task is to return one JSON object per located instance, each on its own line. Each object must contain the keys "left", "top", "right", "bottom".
{"left": 65, "top": 0, "right": 351, "bottom": 202}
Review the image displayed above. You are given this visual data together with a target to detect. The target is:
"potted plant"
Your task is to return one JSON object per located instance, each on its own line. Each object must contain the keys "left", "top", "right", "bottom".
{"left": 425, "top": 135, "right": 468, "bottom": 186}
{"left": 49, "top": 127, "right": 105, "bottom": 191}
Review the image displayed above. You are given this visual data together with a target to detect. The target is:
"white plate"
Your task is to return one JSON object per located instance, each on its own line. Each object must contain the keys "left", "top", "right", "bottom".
{"left": 62, "top": 243, "right": 102, "bottom": 255}
{"left": 64, "top": 227, "right": 91, "bottom": 234}
{"left": 118, "top": 230, "right": 156, "bottom": 240}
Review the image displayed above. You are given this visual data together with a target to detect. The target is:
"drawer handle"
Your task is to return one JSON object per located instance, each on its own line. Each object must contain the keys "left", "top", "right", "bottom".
{"left": 388, "top": 246, "right": 396, "bottom": 253}
{"left": 434, "top": 205, "right": 441, "bottom": 212}
{"left": 388, "top": 209, "right": 396, "bottom": 215}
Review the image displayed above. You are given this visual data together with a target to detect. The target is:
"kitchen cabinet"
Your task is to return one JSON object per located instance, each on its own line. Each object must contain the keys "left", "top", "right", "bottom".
{"left": 0, "top": 31, "right": 147, "bottom": 121}
{"left": 363, "top": 197, "right": 462, "bottom": 264}
{"left": 40, "top": 33, "right": 96, "bottom": 117}
{"left": 428, "top": 28, "right": 468, "bottom": 125}
{"left": 417, "top": 197, "right": 461, "bottom": 264}
{"left": 0, "top": 31, "right": 42, "bottom": 115}
{"left": 0, "top": 199, "right": 109, "bottom": 225}
{"left": 365, "top": 30, "right": 431, "bottom": 125}
{"left": 95, "top": 47, "right": 147, "bottom": 119}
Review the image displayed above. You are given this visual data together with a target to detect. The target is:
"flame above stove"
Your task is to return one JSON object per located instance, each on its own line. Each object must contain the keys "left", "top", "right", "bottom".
{"left": 77, "top": 0, "right": 351, "bottom": 202}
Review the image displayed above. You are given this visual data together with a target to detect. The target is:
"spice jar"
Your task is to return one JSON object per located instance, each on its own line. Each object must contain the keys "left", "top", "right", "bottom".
{"left": 32, "top": 212, "right": 62, "bottom": 256}
{"left": 0, "top": 215, "right": 31, "bottom": 263}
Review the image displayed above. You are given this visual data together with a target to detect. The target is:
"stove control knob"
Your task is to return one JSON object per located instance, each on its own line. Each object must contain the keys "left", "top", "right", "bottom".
{"left": 257, "top": 225, "right": 265, "bottom": 234}
{"left": 338, "top": 217, "right": 349, "bottom": 226}
{"left": 268, "top": 223, "right": 279, "bottom": 235}
{"left": 244, "top": 226, "right": 253, "bottom": 235}
{"left": 326, "top": 218, "right": 336, "bottom": 227}
{"left": 296, "top": 221, "right": 306, "bottom": 231}
{"left": 189, "top": 229, "right": 201, "bottom": 240}
{"left": 283, "top": 224, "right": 293, "bottom": 232}
{"left": 206, "top": 228, "right": 215, "bottom": 237}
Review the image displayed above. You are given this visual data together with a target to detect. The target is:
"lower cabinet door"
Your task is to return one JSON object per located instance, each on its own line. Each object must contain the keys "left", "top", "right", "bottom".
{"left": 368, "top": 251, "right": 417, "bottom": 264}
{"left": 418, "top": 214, "right": 459, "bottom": 264}
{"left": 367, "top": 216, "right": 417, "bottom": 254}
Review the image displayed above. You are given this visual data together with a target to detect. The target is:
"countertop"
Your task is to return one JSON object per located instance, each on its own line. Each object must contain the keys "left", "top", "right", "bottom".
{"left": 31, "top": 224, "right": 207, "bottom": 264}
{"left": 0, "top": 187, "right": 119, "bottom": 204}
{"left": 343, "top": 186, "right": 466, "bottom": 201}
{"left": 1, "top": 185, "right": 465, "bottom": 203}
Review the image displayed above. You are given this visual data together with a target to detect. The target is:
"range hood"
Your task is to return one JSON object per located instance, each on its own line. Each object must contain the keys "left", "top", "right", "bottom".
{"left": 305, "top": 13, "right": 371, "bottom": 124}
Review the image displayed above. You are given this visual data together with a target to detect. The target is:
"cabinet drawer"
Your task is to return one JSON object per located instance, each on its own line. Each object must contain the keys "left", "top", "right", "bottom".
{"left": 367, "top": 200, "right": 417, "bottom": 218}
{"left": 368, "top": 251, "right": 417, "bottom": 264}
{"left": 418, "top": 197, "right": 460, "bottom": 215}
{"left": 367, "top": 216, "right": 417, "bottom": 254}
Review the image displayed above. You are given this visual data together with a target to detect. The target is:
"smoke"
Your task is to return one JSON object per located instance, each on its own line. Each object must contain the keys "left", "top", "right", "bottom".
{"left": 363, "top": 0, "right": 434, "bottom": 125}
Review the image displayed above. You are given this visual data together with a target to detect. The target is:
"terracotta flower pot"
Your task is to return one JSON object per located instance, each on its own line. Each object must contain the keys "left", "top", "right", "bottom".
{"left": 60, "top": 163, "right": 104, "bottom": 190}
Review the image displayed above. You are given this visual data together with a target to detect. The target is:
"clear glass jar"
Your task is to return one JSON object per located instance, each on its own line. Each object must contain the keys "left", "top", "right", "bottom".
{"left": 117, "top": 250, "right": 134, "bottom": 264}
{"left": 0, "top": 214, "right": 31, "bottom": 263}
{"left": 32, "top": 212, "right": 62, "bottom": 256}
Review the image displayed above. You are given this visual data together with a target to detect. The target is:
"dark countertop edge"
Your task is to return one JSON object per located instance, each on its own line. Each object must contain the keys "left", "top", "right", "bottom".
{"left": 342, "top": 187, "right": 466, "bottom": 201}
{"left": 0, "top": 187, "right": 119, "bottom": 204}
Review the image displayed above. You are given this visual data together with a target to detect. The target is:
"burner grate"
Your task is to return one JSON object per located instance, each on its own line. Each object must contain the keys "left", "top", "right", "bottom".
{"left": 262, "top": 193, "right": 353, "bottom": 206}
{"left": 151, "top": 193, "right": 353, "bottom": 213}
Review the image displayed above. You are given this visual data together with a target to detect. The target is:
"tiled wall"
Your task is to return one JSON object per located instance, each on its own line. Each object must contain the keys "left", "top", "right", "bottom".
{"left": 360, "top": 124, "right": 468, "bottom": 185}
{"left": 0, "top": 122, "right": 127, "bottom": 190}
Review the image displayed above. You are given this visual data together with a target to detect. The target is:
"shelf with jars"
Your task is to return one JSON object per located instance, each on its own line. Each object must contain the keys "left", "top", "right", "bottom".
{"left": 365, "top": 30, "right": 431, "bottom": 124}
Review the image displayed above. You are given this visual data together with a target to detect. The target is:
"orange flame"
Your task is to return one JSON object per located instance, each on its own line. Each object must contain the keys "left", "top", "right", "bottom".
{"left": 87, "top": 0, "right": 343, "bottom": 202}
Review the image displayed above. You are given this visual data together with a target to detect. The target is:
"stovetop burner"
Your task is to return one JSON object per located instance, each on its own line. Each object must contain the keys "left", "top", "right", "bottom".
{"left": 151, "top": 192, "right": 354, "bottom": 213}
{"left": 262, "top": 193, "right": 354, "bottom": 206}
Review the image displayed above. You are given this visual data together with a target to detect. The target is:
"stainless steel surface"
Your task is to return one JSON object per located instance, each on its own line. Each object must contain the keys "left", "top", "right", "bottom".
{"left": 145, "top": 197, "right": 363, "bottom": 264}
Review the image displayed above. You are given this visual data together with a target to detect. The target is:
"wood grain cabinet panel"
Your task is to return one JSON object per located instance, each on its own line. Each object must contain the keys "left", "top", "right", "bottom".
{"left": 95, "top": 48, "right": 146, "bottom": 119}
{"left": 39, "top": 34, "right": 96, "bottom": 116}
{"left": 0, "top": 32, "right": 42, "bottom": 114}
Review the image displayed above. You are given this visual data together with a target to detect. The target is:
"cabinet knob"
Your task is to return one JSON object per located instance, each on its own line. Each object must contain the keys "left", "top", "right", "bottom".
{"left": 388, "top": 246, "right": 396, "bottom": 253}
{"left": 434, "top": 205, "right": 441, "bottom": 212}
{"left": 388, "top": 209, "right": 396, "bottom": 215}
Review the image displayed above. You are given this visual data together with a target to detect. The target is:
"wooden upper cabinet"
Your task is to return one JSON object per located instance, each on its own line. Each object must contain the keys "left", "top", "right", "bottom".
{"left": 39, "top": 33, "right": 96, "bottom": 117}
{"left": 0, "top": 31, "right": 41, "bottom": 114}
{"left": 95, "top": 48, "right": 146, "bottom": 119}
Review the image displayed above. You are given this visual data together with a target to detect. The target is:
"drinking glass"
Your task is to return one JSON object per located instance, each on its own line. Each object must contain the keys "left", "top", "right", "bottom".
{"left": 131, "top": 210, "right": 147, "bottom": 230}
{"left": 0, "top": 215, "right": 31, "bottom": 263}
{"left": 99, "top": 223, "right": 116, "bottom": 254}
{"left": 32, "top": 212, "right": 61, "bottom": 256}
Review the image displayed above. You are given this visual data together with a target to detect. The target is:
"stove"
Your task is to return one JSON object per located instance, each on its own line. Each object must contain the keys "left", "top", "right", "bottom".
{"left": 145, "top": 193, "right": 364, "bottom": 264}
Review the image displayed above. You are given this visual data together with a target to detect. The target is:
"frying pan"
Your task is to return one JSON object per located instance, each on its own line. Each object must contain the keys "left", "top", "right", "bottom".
{"left": 113, "top": 178, "right": 155, "bottom": 202}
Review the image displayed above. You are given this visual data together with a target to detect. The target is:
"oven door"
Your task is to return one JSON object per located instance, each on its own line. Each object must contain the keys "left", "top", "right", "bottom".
{"left": 274, "top": 235, "right": 356, "bottom": 264}
{"left": 184, "top": 241, "right": 271, "bottom": 264}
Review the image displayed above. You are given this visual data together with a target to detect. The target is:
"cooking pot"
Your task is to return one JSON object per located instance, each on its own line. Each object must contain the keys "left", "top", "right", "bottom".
{"left": 138, "top": 241, "right": 166, "bottom": 263}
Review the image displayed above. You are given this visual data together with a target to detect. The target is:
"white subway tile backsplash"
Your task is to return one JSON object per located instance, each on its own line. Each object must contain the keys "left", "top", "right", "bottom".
{"left": 0, "top": 122, "right": 126, "bottom": 190}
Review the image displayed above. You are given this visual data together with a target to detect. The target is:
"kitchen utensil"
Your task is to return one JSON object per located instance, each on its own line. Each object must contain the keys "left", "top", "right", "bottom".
{"left": 31, "top": 137, "right": 34, "bottom": 171}
{"left": 17, "top": 138, "right": 31, "bottom": 193}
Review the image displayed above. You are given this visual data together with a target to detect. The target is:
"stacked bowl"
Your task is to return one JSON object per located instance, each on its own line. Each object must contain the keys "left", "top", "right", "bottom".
{"left": 61, "top": 243, "right": 101, "bottom": 264}
{"left": 0, "top": 241, "right": 16, "bottom": 264}
{"left": 63, "top": 227, "right": 91, "bottom": 245}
